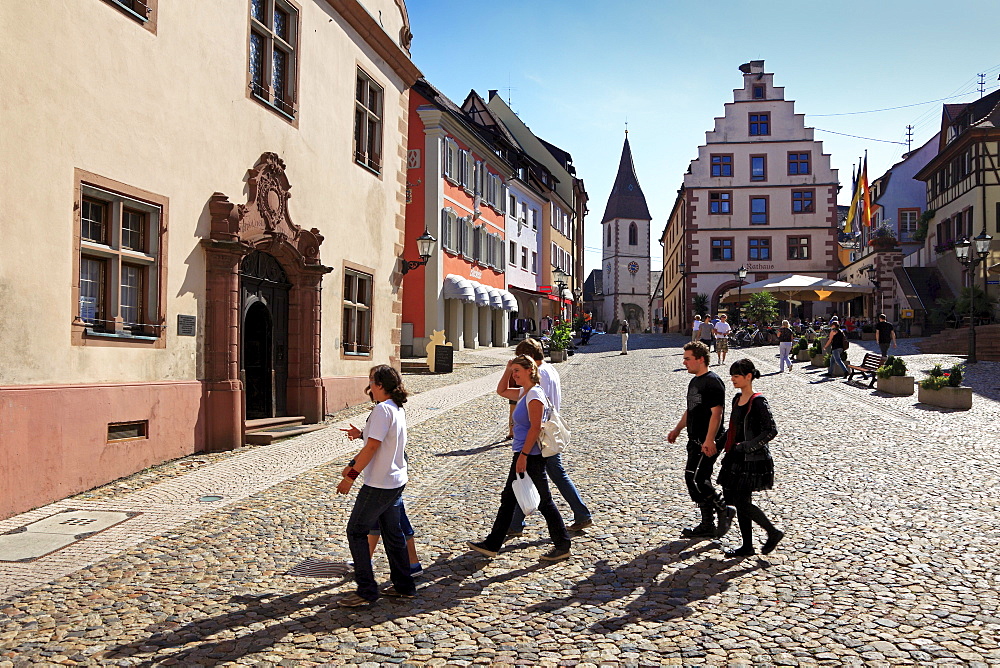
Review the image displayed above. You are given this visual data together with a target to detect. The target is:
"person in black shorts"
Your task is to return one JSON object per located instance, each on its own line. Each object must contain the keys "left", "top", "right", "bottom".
{"left": 875, "top": 314, "right": 897, "bottom": 357}
{"left": 667, "top": 341, "right": 735, "bottom": 538}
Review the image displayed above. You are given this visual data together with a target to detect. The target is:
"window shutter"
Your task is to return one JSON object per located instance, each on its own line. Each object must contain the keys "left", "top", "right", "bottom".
{"left": 500, "top": 183, "right": 508, "bottom": 215}
{"left": 440, "top": 209, "right": 450, "bottom": 250}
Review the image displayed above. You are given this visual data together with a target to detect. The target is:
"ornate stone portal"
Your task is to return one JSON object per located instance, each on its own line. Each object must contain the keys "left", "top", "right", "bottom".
{"left": 202, "top": 152, "right": 331, "bottom": 451}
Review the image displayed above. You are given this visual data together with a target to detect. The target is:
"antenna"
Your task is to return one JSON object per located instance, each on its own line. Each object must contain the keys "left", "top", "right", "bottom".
{"left": 979, "top": 73, "right": 986, "bottom": 98}
{"left": 906, "top": 124, "right": 913, "bottom": 153}
{"left": 503, "top": 73, "right": 516, "bottom": 107}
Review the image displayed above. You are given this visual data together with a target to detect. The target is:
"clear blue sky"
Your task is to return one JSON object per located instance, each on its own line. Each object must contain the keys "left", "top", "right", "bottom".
{"left": 408, "top": 0, "right": 1000, "bottom": 273}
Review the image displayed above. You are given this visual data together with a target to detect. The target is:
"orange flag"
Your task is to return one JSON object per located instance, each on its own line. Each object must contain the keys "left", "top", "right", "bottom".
{"left": 861, "top": 153, "right": 872, "bottom": 227}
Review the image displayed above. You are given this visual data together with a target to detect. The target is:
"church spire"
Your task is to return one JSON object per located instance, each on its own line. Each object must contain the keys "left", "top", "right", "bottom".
{"left": 601, "top": 135, "right": 651, "bottom": 224}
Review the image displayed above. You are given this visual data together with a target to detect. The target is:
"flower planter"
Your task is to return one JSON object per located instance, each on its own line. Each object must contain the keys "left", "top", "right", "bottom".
{"left": 877, "top": 375, "right": 915, "bottom": 396}
{"left": 918, "top": 386, "right": 972, "bottom": 410}
{"left": 549, "top": 350, "right": 567, "bottom": 363}
{"left": 810, "top": 355, "right": 826, "bottom": 367}
{"left": 795, "top": 350, "right": 812, "bottom": 362}
{"left": 861, "top": 333, "right": 876, "bottom": 341}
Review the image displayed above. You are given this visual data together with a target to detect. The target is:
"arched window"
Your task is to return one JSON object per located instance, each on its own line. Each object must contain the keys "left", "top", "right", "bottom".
{"left": 606, "top": 225, "right": 612, "bottom": 247}
{"left": 628, "top": 223, "right": 638, "bottom": 246}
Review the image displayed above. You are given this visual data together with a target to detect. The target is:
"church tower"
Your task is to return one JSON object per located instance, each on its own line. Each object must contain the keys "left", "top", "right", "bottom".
{"left": 601, "top": 134, "right": 652, "bottom": 331}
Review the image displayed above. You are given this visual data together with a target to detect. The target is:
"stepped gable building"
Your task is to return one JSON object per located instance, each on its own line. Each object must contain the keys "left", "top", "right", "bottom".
{"left": 0, "top": 0, "right": 418, "bottom": 518}
{"left": 600, "top": 134, "right": 653, "bottom": 331}
{"left": 661, "top": 60, "right": 840, "bottom": 332}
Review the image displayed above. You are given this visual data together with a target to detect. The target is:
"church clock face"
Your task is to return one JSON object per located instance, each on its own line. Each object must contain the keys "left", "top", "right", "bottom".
{"left": 628, "top": 261, "right": 639, "bottom": 275}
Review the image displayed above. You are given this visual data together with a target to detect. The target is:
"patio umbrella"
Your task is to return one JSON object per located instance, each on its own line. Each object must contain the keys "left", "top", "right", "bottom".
{"left": 989, "top": 262, "right": 1000, "bottom": 275}
{"left": 720, "top": 274, "right": 875, "bottom": 304}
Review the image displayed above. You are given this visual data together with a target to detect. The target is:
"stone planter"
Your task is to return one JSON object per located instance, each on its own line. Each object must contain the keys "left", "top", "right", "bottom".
{"left": 918, "top": 385, "right": 972, "bottom": 410}
{"left": 861, "top": 332, "right": 876, "bottom": 341}
{"left": 877, "top": 375, "right": 915, "bottom": 396}
{"left": 549, "top": 349, "right": 567, "bottom": 363}
{"left": 810, "top": 354, "right": 826, "bottom": 367}
{"left": 795, "top": 350, "right": 812, "bottom": 362}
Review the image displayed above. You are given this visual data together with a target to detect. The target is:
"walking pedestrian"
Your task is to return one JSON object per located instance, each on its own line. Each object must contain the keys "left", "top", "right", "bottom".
{"left": 698, "top": 316, "right": 715, "bottom": 362}
{"left": 691, "top": 315, "right": 702, "bottom": 342}
{"left": 667, "top": 341, "right": 736, "bottom": 539}
{"left": 468, "top": 355, "right": 572, "bottom": 562}
{"left": 508, "top": 339, "right": 592, "bottom": 537}
{"left": 823, "top": 322, "right": 849, "bottom": 377}
{"left": 713, "top": 314, "right": 732, "bottom": 366}
{"left": 875, "top": 314, "right": 897, "bottom": 358}
{"left": 620, "top": 318, "right": 630, "bottom": 355}
{"left": 777, "top": 319, "right": 795, "bottom": 372}
{"left": 718, "top": 358, "right": 784, "bottom": 557}
{"left": 336, "top": 365, "right": 416, "bottom": 607}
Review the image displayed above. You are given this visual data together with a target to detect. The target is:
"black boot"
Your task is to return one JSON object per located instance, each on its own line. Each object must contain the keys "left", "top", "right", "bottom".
{"left": 681, "top": 503, "right": 716, "bottom": 538}
{"left": 716, "top": 504, "right": 736, "bottom": 538}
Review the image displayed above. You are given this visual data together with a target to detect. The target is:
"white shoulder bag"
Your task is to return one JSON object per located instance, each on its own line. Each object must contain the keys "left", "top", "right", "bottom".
{"left": 537, "top": 391, "right": 570, "bottom": 457}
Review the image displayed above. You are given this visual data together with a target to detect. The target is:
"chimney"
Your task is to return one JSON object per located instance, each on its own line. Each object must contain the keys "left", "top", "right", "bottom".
{"left": 488, "top": 89, "right": 499, "bottom": 100}
{"left": 739, "top": 60, "right": 765, "bottom": 75}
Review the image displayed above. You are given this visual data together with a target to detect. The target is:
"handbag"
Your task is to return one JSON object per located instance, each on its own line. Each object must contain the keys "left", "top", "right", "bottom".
{"left": 537, "top": 392, "right": 570, "bottom": 457}
{"left": 511, "top": 472, "right": 540, "bottom": 515}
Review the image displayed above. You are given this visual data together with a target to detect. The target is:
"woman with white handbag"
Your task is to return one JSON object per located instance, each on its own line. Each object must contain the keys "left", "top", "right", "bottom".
{"left": 467, "top": 355, "right": 571, "bottom": 562}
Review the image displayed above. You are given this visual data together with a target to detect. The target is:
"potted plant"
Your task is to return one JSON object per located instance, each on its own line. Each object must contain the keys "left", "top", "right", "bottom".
{"left": 918, "top": 363, "right": 972, "bottom": 410}
{"left": 822, "top": 350, "right": 848, "bottom": 377}
{"left": 794, "top": 336, "right": 812, "bottom": 362}
{"left": 809, "top": 341, "right": 825, "bottom": 367}
{"left": 548, "top": 321, "right": 573, "bottom": 362}
{"left": 868, "top": 223, "right": 899, "bottom": 251}
{"left": 876, "top": 355, "right": 914, "bottom": 396}
{"left": 860, "top": 322, "right": 876, "bottom": 341}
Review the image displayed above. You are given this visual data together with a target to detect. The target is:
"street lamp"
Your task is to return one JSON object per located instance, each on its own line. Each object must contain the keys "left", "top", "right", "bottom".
{"left": 735, "top": 265, "right": 747, "bottom": 326}
{"left": 552, "top": 268, "right": 568, "bottom": 321}
{"left": 955, "top": 229, "right": 993, "bottom": 363}
{"left": 864, "top": 265, "right": 881, "bottom": 319}
{"left": 400, "top": 229, "right": 436, "bottom": 274}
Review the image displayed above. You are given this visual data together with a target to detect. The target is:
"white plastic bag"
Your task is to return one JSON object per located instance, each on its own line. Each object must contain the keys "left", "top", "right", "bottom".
{"left": 511, "top": 472, "right": 540, "bottom": 515}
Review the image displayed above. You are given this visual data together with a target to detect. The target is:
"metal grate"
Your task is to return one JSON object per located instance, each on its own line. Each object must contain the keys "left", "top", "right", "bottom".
{"left": 285, "top": 557, "right": 351, "bottom": 578}
{"left": 107, "top": 421, "right": 148, "bottom": 442}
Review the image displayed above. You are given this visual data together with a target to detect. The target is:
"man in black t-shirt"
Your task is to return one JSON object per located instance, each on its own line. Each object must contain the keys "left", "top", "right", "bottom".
{"left": 667, "top": 341, "right": 736, "bottom": 538}
{"left": 875, "top": 314, "right": 896, "bottom": 357}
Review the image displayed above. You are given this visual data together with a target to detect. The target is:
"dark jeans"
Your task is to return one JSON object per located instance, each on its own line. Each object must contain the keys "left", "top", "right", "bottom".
{"left": 878, "top": 341, "right": 891, "bottom": 357}
{"left": 510, "top": 453, "right": 591, "bottom": 529}
{"left": 724, "top": 487, "right": 777, "bottom": 548}
{"left": 346, "top": 484, "right": 415, "bottom": 601}
{"left": 684, "top": 440, "right": 721, "bottom": 505}
{"left": 482, "top": 453, "right": 570, "bottom": 552}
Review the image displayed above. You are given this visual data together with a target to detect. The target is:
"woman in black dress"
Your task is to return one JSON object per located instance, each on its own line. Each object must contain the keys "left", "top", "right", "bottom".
{"left": 717, "top": 358, "right": 784, "bottom": 557}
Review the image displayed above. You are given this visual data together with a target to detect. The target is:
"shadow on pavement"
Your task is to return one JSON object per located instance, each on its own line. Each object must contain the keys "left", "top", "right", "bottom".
{"left": 434, "top": 439, "right": 509, "bottom": 456}
{"left": 524, "top": 540, "right": 763, "bottom": 632}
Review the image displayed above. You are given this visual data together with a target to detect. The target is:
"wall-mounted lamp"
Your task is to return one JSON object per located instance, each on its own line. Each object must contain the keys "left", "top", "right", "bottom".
{"left": 400, "top": 229, "right": 436, "bottom": 274}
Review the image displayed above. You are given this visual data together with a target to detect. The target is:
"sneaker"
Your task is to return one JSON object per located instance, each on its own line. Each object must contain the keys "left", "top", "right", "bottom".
{"left": 716, "top": 506, "right": 736, "bottom": 538}
{"left": 467, "top": 541, "right": 498, "bottom": 558}
{"left": 723, "top": 545, "right": 756, "bottom": 558}
{"left": 506, "top": 528, "right": 524, "bottom": 538}
{"left": 568, "top": 518, "right": 593, "bottom": 532}
{"left": 539, "top": 547, "right": 571, "bottom": 562}
{"left": 381, "top": 584, "right": 416, "bottom": 598}
{"left": 409, "top": 563, "right": 423, "bottom": 576}
{"left": 680, "top": 523, "right": 716, "bottom": 538}
{"left": 761, "top": 530, "right": 785, "bottom": 555}
{"left": 337, "top": 592, "right": 374, "bottom": 607}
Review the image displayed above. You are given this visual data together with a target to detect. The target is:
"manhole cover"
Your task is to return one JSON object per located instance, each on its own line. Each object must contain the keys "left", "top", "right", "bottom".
{"left": 285, "top": 557, "right": 351, "bottom": 578}
{"left": 198, "top": 495, "right": 224, "bottom": 503}
{"left": 0, "top": 509, "right": 138, "bottom": 562}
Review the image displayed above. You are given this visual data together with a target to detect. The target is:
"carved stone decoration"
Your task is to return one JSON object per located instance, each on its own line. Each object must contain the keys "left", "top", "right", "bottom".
{"left": 209, "top": 152, "right": 326, "bottom": 267}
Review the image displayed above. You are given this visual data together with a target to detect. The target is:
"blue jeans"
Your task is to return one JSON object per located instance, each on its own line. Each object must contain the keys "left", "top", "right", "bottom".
{"left": 482, "top": 453, "right": 570, "bottom": 552}
{"left": 346, "top": 484, "right": 415, "bottom": 601}
{"left": 368, "top": 497, "right": 414, "bottom": 537}
{"left": 829, "top": 348, "right": 848, "bottom": 375}
{"left": 510, "top": 454, "right": 590, "bottom": 529}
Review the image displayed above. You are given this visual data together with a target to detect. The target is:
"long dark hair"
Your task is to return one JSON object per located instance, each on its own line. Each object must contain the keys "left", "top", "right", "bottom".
{"left": 370, "top": 365, "right": 408, "bottom": 406}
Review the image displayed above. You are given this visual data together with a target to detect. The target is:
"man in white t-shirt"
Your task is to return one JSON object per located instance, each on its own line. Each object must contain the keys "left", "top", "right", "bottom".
{"left": 713, "top": 314, "right": 732, "bottom": 366}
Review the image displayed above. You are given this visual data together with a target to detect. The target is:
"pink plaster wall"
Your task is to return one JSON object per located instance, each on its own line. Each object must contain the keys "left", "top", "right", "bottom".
{"left": 0, "top": 381, "right": 204, "bottom": 519}
{"left": 322, "top": 375, "right": 371, "bottom": 415}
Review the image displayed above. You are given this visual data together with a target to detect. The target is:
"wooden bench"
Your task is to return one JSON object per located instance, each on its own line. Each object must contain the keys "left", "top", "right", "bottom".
{"left": 846, "top": 353, "right": 885, "bottom": 388}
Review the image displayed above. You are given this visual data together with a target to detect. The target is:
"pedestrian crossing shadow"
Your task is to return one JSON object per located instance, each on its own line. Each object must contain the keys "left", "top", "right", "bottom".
{"left": 105, "top": 550, "right": 558, "bottom": 666}
{"left": 525, "top": 541, "right": 762, "bottom": 632}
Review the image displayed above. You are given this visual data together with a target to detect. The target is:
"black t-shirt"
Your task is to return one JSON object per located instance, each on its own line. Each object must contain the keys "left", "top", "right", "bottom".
{"left": 778, "top": 327, "right": 794, "bottom": 343}
{"left": 686, "top": 371, "right": 725, "bottom": 442}
{"left": 875, "top": 321, "right": 894, "bottom": 343}
{"left": 831, "top": 331, "right": 845, "bottom": 349}
{"left": 621, "top": 320, "right": 629, "bottom": 333}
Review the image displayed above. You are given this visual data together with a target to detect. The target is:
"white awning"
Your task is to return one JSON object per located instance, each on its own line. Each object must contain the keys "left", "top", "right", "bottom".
{"left": 442, "top": 274, "right": 475, "bottom": 302}
{"left": 488, "top": 287, "right": 504, "bottom": 309}
{"left": 473, "top": 283, "right": 491, "bottom": 306}
{"left": 561, "top": 289, "right": 574, "bottom": 303}
{"left": 501, "top": 290, "right": 518, "bottom": 311}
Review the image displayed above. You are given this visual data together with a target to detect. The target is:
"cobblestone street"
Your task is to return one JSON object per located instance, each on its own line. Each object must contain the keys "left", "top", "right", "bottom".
{"left": 2, "top": 334, "right": 999, "bottom": 666}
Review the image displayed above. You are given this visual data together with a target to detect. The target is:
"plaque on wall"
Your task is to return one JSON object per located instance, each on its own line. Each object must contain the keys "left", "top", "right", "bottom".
{"left": 177, "top": 315, "right": 197, "bottom": 337}
{"left": 433, "top": 345, "right": 454, "bottom": 374}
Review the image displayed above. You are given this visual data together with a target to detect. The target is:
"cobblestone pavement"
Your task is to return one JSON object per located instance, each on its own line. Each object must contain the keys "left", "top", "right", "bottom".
{"left": 2, "top": 335, "right": 1000, "bottom": 666}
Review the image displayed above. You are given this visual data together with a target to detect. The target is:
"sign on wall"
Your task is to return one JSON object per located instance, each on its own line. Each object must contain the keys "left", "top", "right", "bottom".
{"left": 407, "top": 149, "right": 421, "bottom": 169}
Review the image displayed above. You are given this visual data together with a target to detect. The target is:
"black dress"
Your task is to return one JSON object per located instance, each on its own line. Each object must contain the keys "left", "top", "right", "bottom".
{"left": 717, "top": 394, "right": 777, "bottom": 492}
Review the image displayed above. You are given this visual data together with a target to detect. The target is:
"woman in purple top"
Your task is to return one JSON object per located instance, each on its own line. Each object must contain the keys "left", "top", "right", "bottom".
{"left": 467, "top": 355, "right": 571, "bottom": 562}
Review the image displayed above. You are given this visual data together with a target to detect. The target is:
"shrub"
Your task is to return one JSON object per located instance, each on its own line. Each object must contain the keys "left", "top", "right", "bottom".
{"left": 877, "top": 355, "right": 908, "bottom": 379}
{"left": 947, "top": 363, "right": 964, "bottom": 387}
{"left": 920, "top": 363, "right": 964, "bottom": 390}
{"left": 808, "top": 341, "right": 822, "bottom": 357}
{"left": 548, "top": 321, "right": 574, "bottom": 351}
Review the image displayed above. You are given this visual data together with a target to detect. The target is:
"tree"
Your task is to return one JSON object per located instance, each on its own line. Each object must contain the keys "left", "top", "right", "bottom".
{"left": 744, "top": 292, "right": 778, "bottom": 325}
{"left": 692, "top": 293, "right": 710, "bottom": 318}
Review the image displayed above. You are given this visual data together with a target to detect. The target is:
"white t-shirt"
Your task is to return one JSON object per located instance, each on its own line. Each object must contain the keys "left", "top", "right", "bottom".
{"left": 360, "top": 399, "right": 408, "bottom": 489}
{"left": 537, "top": 363, "right": 562, "bottom": 412}
{"left": 714, "top": 322, "right": 732, "bottom": 338}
